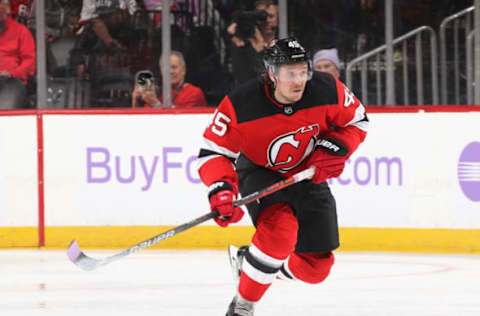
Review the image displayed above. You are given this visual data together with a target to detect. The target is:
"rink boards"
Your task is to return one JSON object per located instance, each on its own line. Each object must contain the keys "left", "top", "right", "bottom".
{"left": 0, "top": 107, "right": 479, "bottom": 252}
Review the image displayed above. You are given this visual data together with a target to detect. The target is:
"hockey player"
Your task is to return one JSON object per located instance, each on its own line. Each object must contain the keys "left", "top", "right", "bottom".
{"left": 197, "top": 37, "right": 368, "bottom": 315}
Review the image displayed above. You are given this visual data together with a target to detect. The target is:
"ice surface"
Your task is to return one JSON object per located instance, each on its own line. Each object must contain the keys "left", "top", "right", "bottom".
{"left": 1, "top": 249, "right": 479, "bottom": 315}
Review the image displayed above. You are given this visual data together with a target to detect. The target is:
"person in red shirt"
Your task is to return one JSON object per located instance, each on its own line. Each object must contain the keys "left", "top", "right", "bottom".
{"left": 0, "top": 0, "right": 35, "bottom": 109}
{"left": 131, "top": 50, "right": 208, "bottom": 108}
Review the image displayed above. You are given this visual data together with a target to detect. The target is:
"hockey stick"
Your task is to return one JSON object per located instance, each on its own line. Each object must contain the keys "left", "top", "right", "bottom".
{"left": 67, "top": 166, "right": 315, "bottom": 271}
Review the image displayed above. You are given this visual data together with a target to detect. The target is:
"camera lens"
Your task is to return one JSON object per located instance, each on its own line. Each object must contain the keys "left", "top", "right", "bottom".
{"left": 135, "top": 70, "right": 154, "bottom": 89}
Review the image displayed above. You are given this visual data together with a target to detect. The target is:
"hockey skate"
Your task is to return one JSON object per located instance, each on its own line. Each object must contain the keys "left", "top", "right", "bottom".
{"left": 225, "top": 295, "right": 255, "bottom": 316}
{"left": 227, "top": 245, "right": 248, "bottom": 281}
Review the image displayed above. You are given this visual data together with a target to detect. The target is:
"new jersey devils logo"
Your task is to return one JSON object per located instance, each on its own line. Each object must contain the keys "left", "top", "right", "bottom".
{"left": 267, "top": 124, "right": 320, "bottom": 172}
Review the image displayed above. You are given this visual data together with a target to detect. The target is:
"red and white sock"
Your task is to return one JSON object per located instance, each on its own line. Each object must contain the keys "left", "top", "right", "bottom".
{"left": 237, "top": 203, "right": 298, "bottom": 302}
{"left": 238, "top": 244, "right": 284, "bottom": 301}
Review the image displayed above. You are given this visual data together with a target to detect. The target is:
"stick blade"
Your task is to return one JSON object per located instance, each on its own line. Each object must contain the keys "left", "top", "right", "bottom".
{"left": 66, "top": 240, "right": 103, "bottom": 271}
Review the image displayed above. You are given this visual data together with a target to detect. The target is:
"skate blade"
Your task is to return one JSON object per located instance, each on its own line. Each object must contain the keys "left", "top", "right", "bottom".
{"left": 227, "top": 245, "right": 241, "bottom": 282}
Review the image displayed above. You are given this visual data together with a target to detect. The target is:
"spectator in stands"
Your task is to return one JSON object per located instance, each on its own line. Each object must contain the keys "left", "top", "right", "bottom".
{"left": 313, "top": 48, "right": 341, "bottom": 79}
{"left": 69, "top": 0, "right": 140, "bottom": 107}
{"left": 226, "top": 0, "right": 278, "bottom": 84}
{"left": 142, "top": 0, "right": 201, "bottom": 32}
{"left": 77, "top": 0, "right": 137, "bottom": 53}
{"left": 0, "top": 0, "right": 35, "bottom": 109}
{"left": 29, "top": 0, "right": 82, "bottom": 41}
{"left": 252, "top": 0, "right": 277, "bottom": 45}
{"left": 28, "top": 0, "right": 82, "bottom": 79}
{"left": 131, "top": 50, "right": 207, "bottom": 108}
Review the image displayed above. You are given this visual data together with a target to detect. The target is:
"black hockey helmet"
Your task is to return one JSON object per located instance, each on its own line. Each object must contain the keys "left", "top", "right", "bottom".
{"left": 263, "top": 37, "right": 313, "bottom": 80}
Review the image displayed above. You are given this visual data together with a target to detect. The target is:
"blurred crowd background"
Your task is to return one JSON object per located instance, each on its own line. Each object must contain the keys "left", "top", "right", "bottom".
{"left": 0, "top": 0, "right": 476, "bottom": 109}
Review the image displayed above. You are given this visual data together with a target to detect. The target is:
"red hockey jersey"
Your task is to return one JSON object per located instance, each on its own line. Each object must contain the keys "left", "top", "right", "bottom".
{"left": 197, "top": 72, "right": 369, "bottom": 187}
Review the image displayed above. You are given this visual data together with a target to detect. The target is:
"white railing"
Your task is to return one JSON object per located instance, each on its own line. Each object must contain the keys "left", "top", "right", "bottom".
{"left": 346, "top": 26, "right": 438, "bottom": 106}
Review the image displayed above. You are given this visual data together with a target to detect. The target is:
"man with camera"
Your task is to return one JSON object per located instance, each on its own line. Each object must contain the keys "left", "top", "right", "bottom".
{"left": 226, "top": 0, "right": 278, "bottom": 85}
{"left": 131, "top": 50, "right": 207, "bottom": 108}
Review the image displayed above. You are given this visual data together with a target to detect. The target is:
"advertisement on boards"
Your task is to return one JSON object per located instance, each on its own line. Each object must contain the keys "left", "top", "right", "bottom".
{"left": 41, "top": 112, "right": 480, "bottom": 229}
{"left": 333, "top": 112, "right": 480, "bottom": 228}
{"left": 43, "top": 114, "right": 212, "bottom": 226}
